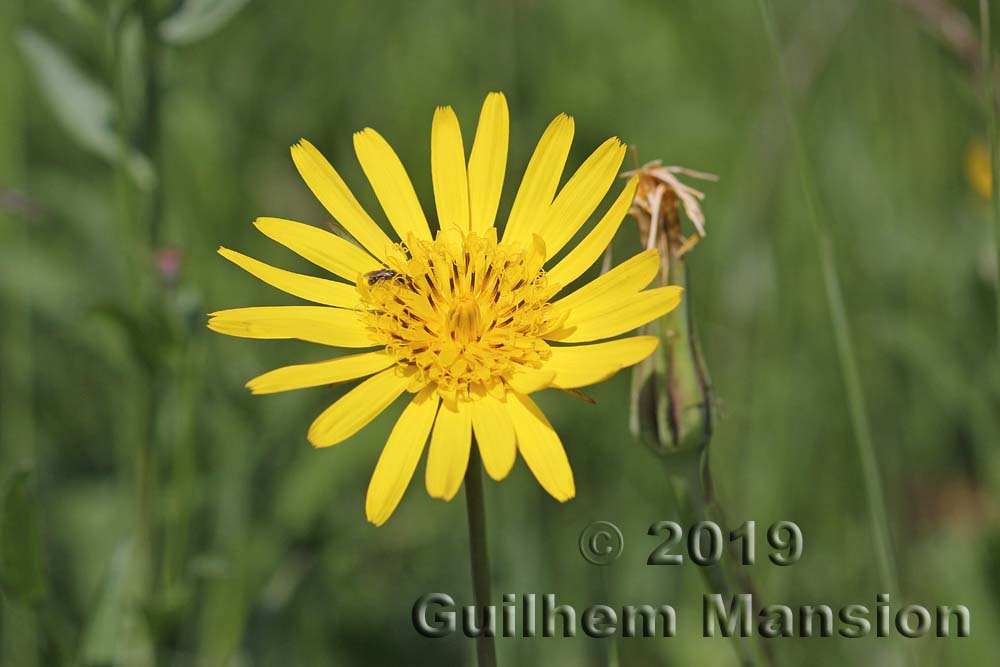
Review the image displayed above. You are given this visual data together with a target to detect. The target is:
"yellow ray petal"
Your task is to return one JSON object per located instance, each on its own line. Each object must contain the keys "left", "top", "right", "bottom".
{"left": 290, "top": 139, "right": 395, "bottom": 258}
{"left": 544, "top": 337, "right": 658, "bottom": 389}
{"left": 246, "top": 351, "right": 395, "bottom": 395}
{"left": 207, "top": 306, "right": 373, "bottom": 347}
{"left": 218, "top": 247, "right": 360, "bottom": 308}
{"left": 506, "top": 367, "right": 555, "bottom": 394}
{"left": 506, "top": 391, "right": 575, "bottom": 501}
{"left": 536, "top": 137, "right": 626, "bottom": 259}
{"left": 353, "top": 128, "right": 432, "bottom": 242}
{"left": 254, "top": 217, "right": 380, "bottom": 282}
{"left": 425, "top": 400, "right": 472, "bottom": 500}
{"left": 546, "top": 176, "right": 639, "bottom": 291}
{"left": 366, "top": 387, "right": 440, "bottom": 525}
{"left": 307, "top": 368, "right": 410, "bottom": 447}
{"left": 550, "top": 247, "right": 660, "bottom": 317}
{"left": 502, "top": 114, "right": 574, "bottom": 246}
{"left": 431, "top": 106, "right": 470, "bottom": 234}
{"left": 470, "top": 395, "right": 516, "bottom": 481}
{"left": 546, "top": 286, "right": 683, "bottom": 343}
{"left": 467, "top": 92, "right": 509, "bottom": 233}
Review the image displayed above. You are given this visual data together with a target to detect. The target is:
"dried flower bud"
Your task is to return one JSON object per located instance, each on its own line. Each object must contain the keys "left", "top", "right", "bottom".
{"left": 627, "top": 159, "right": 716, "bottom": 455}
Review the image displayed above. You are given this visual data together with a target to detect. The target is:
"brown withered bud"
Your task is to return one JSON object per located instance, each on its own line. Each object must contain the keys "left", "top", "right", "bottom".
{"left": 626, "top": 157, "right": 717, "bottom": 456}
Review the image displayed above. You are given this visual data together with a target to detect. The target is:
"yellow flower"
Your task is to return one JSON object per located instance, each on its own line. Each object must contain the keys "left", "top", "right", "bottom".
{"left": 209, "top": 93, "right": 683, "bottom": 525}
{"left": 966, "top": 142, "right": 992, "bottom": 200}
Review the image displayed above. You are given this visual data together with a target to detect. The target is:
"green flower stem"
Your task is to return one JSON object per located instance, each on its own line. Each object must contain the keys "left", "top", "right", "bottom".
{"left": 634, "top": 194, "right": 775, "bottom": 665}
{"left": 161, "top": 338, "right": 205, "bottom": 597}
{"left": 112, "top": 4, "right": 167, "bottom": 663}
{"left": 464, "top": 446, "right": 498, "bottom": 667}
{"left": 138, "top": 0, "right": 163, "bottom": 604}
{"left": 598, "top": 568, "right": 621, "bottom": 667}
{"left": 665, "top": 449, "right": 773, "bottom": 667}
{"left": 138, "top": 0, "right": 165, "bottom": 248}
{"left": 0, "top": 0, "right": 40, "bottom": 665}
{"left": 981, "top": 0, "right": 1000, "bottom": 348}
{"left": 755, "top": 0, "right": 901, "bottom": 601}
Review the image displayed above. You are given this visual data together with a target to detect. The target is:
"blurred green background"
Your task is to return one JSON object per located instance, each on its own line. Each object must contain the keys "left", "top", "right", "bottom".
{"left": 2, "top": 0, "right": 999, "bottom": 665}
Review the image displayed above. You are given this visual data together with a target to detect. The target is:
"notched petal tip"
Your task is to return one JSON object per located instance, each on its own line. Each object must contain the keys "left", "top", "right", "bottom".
{"left": 366, "top": 494, "right": 394, "bottom": 526}
{"left": 427, "top": 486, "right": 462, "bottom": 502}
{"left": 544, "top": 113, "right": 574, "bottom": 138}
{"left": 205, "top": 315, "right": 230, "bottom": 334}
{"left": 290, "top": 138, "right": 314, "bottom": 155}
{"left": 366, "top": 512, "right": 388, "bottom": 527}
{"left": 599, "top": 136, "right": 625, "bottom": 151}
{"left": 306, "top": 418, "right": 334, "bottom": 448}
{"left": 306, "top": 429, "right": 331, "bottom": 448}
{"left": 480, "top": 91, "right": 509, "bottom": 112}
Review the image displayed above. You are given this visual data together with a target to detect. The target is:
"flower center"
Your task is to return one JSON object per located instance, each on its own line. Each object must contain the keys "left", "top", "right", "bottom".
{"left": 358, "top": 230, "right": 555, "bottom": 401}
{"left": 448, "top": 294, "right": 483, "bottom": 346}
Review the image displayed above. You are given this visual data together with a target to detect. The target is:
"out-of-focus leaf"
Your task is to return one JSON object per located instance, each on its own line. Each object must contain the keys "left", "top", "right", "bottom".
{"left": 159, "top": 0, "right": 252, "bottom": 45}
{"left": 117, "top": 14, "right": 146, "bottom": 133}
{"left": 15, "top": 30, "right": 154, "bottom": 189}
{"left": 196, "top": 565, "right": 246, "bottom": 667}
{"left": 51, "top": 0, "right": 100, "bottom": 33}
{"left": 0, "top": 469, "right": 47, "bottom": 607}
{"left": 0, "top": 241, "right": 92, "bottom": 319}
{"left": 78, "top": 542, "right": 131, "bottom": 666}
{"left": 87, "top": 302, "right": 162, "bottom": 372}
{"left": 30, "top": 170, "right": 118, "bottom": 258}
{"left": 50, "top": 482, "right": 127, "bottom": 611}
{"left": 273, "top": 453, "right": 352, "bottom": 537}
{"left": 15, "top": 31, "right": 111, "bottom": 155}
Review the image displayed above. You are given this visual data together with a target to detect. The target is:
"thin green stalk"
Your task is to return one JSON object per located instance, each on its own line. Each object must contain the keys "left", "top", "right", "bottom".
{"left": 1, "top": 601, "right": 37, "bottom": 667}
{"left": 982, "top": 0, "right": 1000, "bottom": 347}
{"left": 754, "top": 0, "right": 900, "bottom": 599}
{"left": 464, "top": 447, "right": 497, "bottom": 667}
{"left": 137, "top": 3, "right": 163, "bottom": 580}
{"left": 113, "top": 3, "right": 166, "bottom": 663}
{"left": 0, "top": 0, "right": 29, "bottom": 459}
{"left": 138, "top": 0, "right": 164, "bottom": 248}
{"left": 161, "top": 336, "right": 204, "bottom": 593}
{"left": 597, "top": 568, "right": 620, "bottom": 667}
{"left": 0, "top": 0, "right": 39, "bottom": 663}
{"left": 665, "top": 450, "right": 772, "bottom": 667}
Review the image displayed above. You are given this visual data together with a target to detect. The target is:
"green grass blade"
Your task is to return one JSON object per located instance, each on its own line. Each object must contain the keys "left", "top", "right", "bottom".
{"left": 754, "top": 0, "right": 901, "bottom": 599}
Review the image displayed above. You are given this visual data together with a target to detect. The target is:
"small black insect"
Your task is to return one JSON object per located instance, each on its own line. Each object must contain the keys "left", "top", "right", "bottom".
{"left": 364, "top": 268, "right": 400, "bottom": 285}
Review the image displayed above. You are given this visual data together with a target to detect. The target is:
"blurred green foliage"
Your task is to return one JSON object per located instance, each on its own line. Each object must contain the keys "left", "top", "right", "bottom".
{"left": 1, "top": 0, "right": 999, "bottom": 665}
